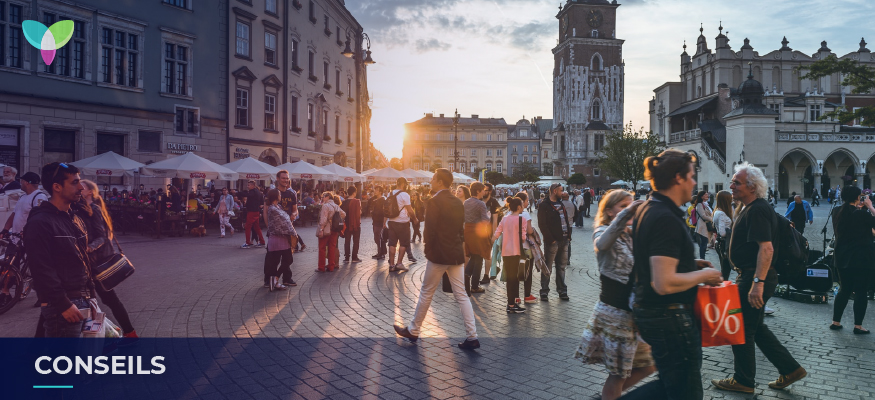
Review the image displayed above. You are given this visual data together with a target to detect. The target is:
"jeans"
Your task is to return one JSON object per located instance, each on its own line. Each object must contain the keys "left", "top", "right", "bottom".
{"left": 540, "top": 239, "right": 568, "bottom": 297}
{"left": 834, "top": 267, "right": 872, "bottom": 326}
{"left": 264, "top": 249, "right": 294, "bottom": 285}
{"left": 407, "top": 260, "right": 477, "bottom": 340}
{"left": 41, "top": 297, "right": 90, "bottom": 338}
{"left": 94, "top": 286, "right": 134, "bottom": 334}
{"left": 412, "top": 221, "right": 422, "bottom": 242}
{"left": 696, "top": 233, "right": 708, "bottom": 259}
{"left": 621, "top": 307, "right": 702, "bottom": 400}
{"left": 373, "top": 222, "right": 384, "bottom": 255}
{"left": 344, "top": 227, "right": 361, "bottom": 259}
{"left": 715, "top": 236, "right": 731, "bottom": 280}
{"left": 792, "top": 222, "right": 805, "bottom": 235}
{"left": 732, "top": 272, "right": 801, "bottom": 387}
{"left": 218, "top": 213, "right": 233, "bottom": 236}
{"left": 318, "top": 232, "right": 340, "bottom": 271}
{"left": 503, "top": 255, "right": 523, "bottom": 305}
{"left": 465, "top": 255, "right": 484, "bottom": 291}
{"left": 244, "top": 212, "right": 264, "bottom": 245}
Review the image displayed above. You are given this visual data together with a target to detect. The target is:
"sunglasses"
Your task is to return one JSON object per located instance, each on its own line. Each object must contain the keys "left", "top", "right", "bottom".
{"left": 50, "top": 163, "right": 70, "bottom": 186}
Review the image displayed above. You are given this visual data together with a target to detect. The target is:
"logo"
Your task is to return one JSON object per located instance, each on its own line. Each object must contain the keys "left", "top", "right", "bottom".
{"left": 190, "top": 173, "right": 206, "bottom": 178}
{"left": 22, "top": 20, "right": 75, "bottom": 65}
{"left": 299, "top": 174, "right": 313, "bottom": 179}
{"left": 245, "top": 174, "right": 261, "bottom": 179}
{"left": 95, "top": 170, "right": 113, "bottom": 176}
{"left": 344, "top": 177, "right": 354, "bottom": 182}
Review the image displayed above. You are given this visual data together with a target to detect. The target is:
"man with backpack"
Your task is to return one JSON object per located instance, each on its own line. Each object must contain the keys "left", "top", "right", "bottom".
{"left": 386, "top": 178, "right": 416, "bottom": 272}
{"left": 370, "top": 186, "right": 388, "bottom": 260}
{"left": 711, "top": 163, "right": 806, "bottom": 394}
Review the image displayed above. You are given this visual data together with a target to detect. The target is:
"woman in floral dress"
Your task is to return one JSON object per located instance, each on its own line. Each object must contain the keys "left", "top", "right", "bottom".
{"left": 574, "top": 190, "right": 655, "bottom": 400}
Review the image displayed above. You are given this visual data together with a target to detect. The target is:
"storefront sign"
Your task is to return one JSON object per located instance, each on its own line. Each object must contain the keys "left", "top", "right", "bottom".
{"left": 96, "top": 169, "right": 113, "bottom": 176}
{"left": 0, "top": 129, "right": 17, "bottom": 146}
{"left": 190, "top": 172, "right": 206, "bottom": 178}
{"left": 234, "top": 147, "right": 251, "bottom": 160}
{"left": 344, "top": 177, "right": 354, "bottom": 182}
{"left": 299, "top": 174, "right": 313, "bottom": 179}
{"left": 245, "top": 174, "right": 263, "bottom": 179}
{"left": 167, "top": 143, "right": 200, "bottom": 154}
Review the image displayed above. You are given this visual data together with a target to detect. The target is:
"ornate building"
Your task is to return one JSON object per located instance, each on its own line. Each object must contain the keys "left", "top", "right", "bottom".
{"left": 402, "top": 113, "right": 508, "bottom": 176}
{"left": 650, "top": 25, "right": 875, "bottom": 197}
{"left": 551, "top": 0, "right": 624, "bottom": 184}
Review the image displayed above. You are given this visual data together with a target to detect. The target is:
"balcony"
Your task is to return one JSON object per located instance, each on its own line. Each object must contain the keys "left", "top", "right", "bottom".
{"left": 668, "top": 128, "right": 701, "bottom": 144}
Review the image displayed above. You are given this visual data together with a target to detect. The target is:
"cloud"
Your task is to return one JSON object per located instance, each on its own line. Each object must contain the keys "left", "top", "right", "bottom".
{"left": 415, "top": 38, "right": 452, "bottom": 53}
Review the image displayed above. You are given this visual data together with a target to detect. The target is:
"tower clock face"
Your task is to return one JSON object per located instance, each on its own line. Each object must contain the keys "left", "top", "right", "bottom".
{"left": 587, "top": 10, "right": 603, "bottom": 28}
{"left": 562, "top": 14, "right": 569, "bottom": 32}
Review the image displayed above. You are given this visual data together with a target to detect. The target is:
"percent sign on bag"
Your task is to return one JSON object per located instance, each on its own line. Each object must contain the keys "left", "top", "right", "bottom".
{"left": 695, "top": 282, "right": 746, "bottom": 347}
{"left": 703, "top": 300, "right": 742, "bottom": 337}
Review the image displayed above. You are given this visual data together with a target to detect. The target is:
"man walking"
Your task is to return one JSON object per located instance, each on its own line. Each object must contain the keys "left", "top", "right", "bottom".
{"left": 27, "top": 163, "right": 92, "bottom": 337}
{"left": 387, "top": 178, "right": 415, "bottom": 272}
{"left": 711, "top": 163, "right": 806, "bottom": 394}
{"left": 393, "top": 168, "right": 479, "bottom": 350}
{"left": 784, "top": 195, "right": 813, "bottom": 235}
{"left": 583, "top": 186, "right": 593, "bottom": 218}
{"left": 622, "top": 150, "right": 723, "bottom": 399}
{"left": 371, "top": 186, "right": 387, "bottom": 260}
{"left": 242, "top": 180, "right": 265, "bottom": 248}
{"left": 538, "top": 183, "right": 572, "bottom": 301}
{"left": 342, "top": 186, "right": 362, "bottom": 262}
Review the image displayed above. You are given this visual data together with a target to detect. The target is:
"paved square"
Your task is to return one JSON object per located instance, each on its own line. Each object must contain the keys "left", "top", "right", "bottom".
{"left": 1, "top": 202, "right": 873, "bottom": 399}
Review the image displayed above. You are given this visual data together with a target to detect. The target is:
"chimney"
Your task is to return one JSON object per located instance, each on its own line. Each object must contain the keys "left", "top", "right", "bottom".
{"left": 471, "top": 114, "right": 479, "bottom": 118}
{"left": 425, "top": 113, "right": 433, "bottom": 118}
{"left": 439, "top": 114, "right": 444, "bottom": 118}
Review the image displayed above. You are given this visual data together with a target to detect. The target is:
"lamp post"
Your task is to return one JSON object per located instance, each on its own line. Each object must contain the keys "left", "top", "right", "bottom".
{"left": 341, "top": 30, "right": 376, "bottom": 173}
{"left": 453, "top": 109, "right": 460, "bottom": 172}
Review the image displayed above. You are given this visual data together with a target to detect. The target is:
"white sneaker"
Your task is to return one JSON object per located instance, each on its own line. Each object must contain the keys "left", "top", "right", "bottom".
{"left": 764, "top": 306, "right": 775, "bottom": 315}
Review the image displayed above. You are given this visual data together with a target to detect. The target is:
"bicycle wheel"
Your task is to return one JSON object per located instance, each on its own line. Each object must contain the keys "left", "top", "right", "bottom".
{"left": 0, "top": 269, "right": 21, "bottom": 315}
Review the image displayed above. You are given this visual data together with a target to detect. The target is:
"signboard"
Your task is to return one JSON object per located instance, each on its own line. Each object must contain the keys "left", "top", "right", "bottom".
{"left": 190, "top": 172, "right": 206, "bottom": 178}
{"left": 299, "top": 174, "right": 313, "bottom": 179}
{"left": 0, "top": 128, "right": 18, "bottom": 146}
{"left": 344, "top": 177, "right": 354, "bottom": 182}
{"left": 806, "top": 269, "right": 829, "bottom": 278}
{"left": 234, "top": 147, "right": 250, "bottom": 160}
{"left": 96, "top": 169, "right": 113, "bottom": 176}
{"left": 245, "top": 174, "right": 262, "bottom": 179}
{"left": 167, "top": 143, "right": 200, "bottom": 154}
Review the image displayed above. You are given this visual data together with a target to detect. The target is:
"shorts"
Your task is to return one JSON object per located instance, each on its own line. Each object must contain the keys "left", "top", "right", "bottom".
{"left": 387, "top": 221, "right": 411, "bottom": 248}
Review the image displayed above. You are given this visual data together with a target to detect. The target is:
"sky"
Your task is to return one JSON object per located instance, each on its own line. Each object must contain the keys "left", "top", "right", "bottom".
{"left": 348, "top": 0, "right": 875, "bottom": 159}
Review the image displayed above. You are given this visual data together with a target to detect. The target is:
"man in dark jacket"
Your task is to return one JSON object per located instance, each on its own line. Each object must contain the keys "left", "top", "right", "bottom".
{"left": 242, "top": 180, "right": 265, "bottom": 248}
{"left": 394, "top": 168, "right": 479, "bottom": 350}
{"left": 27, "top": 162, "right": 91, "bottom": 337}
{"left": 342, "top": 186, "right": 362, "bottom": 262}
{"left": 538, "top": 183, "right": 572, "bottom": 301}
{"left": 370, "top": 186, "right": 387, "bottom": 259}
{"left": 583, "top": 187, "right": 593, "bottom": 217}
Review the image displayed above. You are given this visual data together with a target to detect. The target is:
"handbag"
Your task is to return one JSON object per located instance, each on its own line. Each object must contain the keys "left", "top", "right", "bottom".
{"left": 92, "top": 238, "right": 136, "bottom": 292}
{"left": 694, "top": 281, "right": 746, "bottom": 347}
{"left": 517, "top": 216, "right": 530, "bottom": 282}
{"left": 697, "top": 208, "right": 716, "bottom": 233}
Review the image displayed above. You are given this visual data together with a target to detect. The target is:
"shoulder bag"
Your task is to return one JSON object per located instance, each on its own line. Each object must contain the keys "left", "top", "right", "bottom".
{"left": 697, "top": 207, "right": 716, "bottom": 233}
{"left": 92, "top": 238, "right": 135, "bottom": 292}
{"left": 518, "top": 216, "right": 531, "bottom": 281}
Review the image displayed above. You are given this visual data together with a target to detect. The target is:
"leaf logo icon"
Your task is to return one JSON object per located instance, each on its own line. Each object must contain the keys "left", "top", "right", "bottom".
{"left": 22, "top": 20, "right": 75, "bottom": 65}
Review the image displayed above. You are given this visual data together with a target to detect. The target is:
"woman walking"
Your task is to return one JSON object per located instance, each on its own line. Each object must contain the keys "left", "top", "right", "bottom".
{"left": 574, "top": 190, "right": 654, "bottom": 400}
{"left": 217, "top": 187, "right": 235, "bottom": 238}
{"left": 492, "top": 197, "right": 533, "bottom": 313}
{"left": 263, "top": 189, "right": 297, "bottom": 289}
{"left": 411, "top": 193, "right": 425, "bottom": 243}
{"left": 78, "top": 180, "right": 138, "bottom": 343}
{"left": 316, "top": 192, "right": 345, "bottom": 272}
{"left": 830, "top": 186, "right": 875, "bottom": 334}
{"left": 694, "top": 190, "right": 713, "bottom": 258}
{"left": 713, "top": 190, "right": 734, "bottom": 280}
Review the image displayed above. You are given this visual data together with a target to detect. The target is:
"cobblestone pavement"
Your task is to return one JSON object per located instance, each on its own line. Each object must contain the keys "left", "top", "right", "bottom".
{"left": 1, "top": 202, "right": 873, "bottom": 399}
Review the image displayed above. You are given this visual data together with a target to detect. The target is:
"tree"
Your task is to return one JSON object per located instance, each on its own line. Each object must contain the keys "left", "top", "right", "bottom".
{"left": 799, "top": 55, "right": 875, "bottom": 125}
{"left": 428, "top": 162, "right": 443, "bottom": 172}
{"left": 389, "top": 157, "right": 403, "bottom": 170}
{"left": 484, "top": 171, "right": 506, "bottom": 185}
{"left": 512, "top": 161, "right": 541, "bottom": 184}
{"left": 566, "top": 173, "right": 586, "bottom": 186}
{"left": 597, "top": 123, "right": 664, "bottom": 192}
{"left": 542, "top": 163, "right": 554, "bottom": 176}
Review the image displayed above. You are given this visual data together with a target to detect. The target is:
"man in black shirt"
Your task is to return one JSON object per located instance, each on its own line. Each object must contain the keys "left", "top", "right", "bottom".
{"left": 537, "top": 183, "right": 572, "bottom": 301}
{"left": 242, "top": 180, "right": 265, "bottom": 248}
{"left": 370, "top": 186, "right": 387, "bottom": 260}
{"left": 276, "top": 170, "right": 306, "bottom": 253}
{"left": 711, "top": 164, "right": 805, "bottom": 394}
{"left": 623, "top": 150, "right": 722, "bottom": 400}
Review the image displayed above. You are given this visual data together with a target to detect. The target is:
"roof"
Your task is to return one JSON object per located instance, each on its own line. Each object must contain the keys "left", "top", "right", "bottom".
{"left": 698, "top": 119, "right": 726, "bottom": 143}
{"left": 667, "top": 95, "right": 718, "bottom": 117}
{"left": 535, "top": 118, "right": 554, "bottom": 136}
{"left": 406, "top": 116, "right": 508, "bottom": 127}
{"left": 585, "top": 121, "right": 611, "bottom": 131}
{"left": 723, "top": 104, "right": 778, "bottom": 119}
{"left": 783, "top": 96, "right": 841, "bottom": 108}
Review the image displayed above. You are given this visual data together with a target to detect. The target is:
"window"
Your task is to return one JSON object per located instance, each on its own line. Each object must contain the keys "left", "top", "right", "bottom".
{"left": 513, "top": 145, "right": 517, "bottom": 153}
{"left": 322, "top": 111, "right": 329, "bottom": 140}
{"left": 544, "top": 150, "right": 548, "bottom": 158}
{"left": 457, "top": 148, "right": 463, "bottom": 156}
{"left": 308, "top": 51, "right": 315, "bottom": 80}
{"left": 347, "top": 120, "right": 351, "bottom": 145}
{"left": 533, "top": 145, "right": 538, "bottom": 152}
{"left": 347, "top": 77, "right": 352, "bottom": 97}
{"left": 512, "top": 155, "right": 518, "bottom": 164}
{"left": 470, "top": 162, "right": 477, "bottom": 173}
{"left": 265, "top": 0, "right": 276, "bottom": 14}
{"left": 163, "top": 0, "right": 188, "bottom": 8}
{"left": 524, "top": 145, "right": 528, "bottom": 152}
{"left": 809, "top": 104, "right": 822, "bottom": 122}
{"left": 594, "top": 133, "right": 605, "bottom": 151}
{"left": 435, "top": 134, "right": 441, "bottom": 141}
{"left": 497, "top": 163, "right": 503, "bottom": 173}
{"left": 291, "top": 95, "right": 299, "bottom": 131}
{"left": 334, "top": 115, "right": 339, "bottom": 141}
{"left": 44, "top": 129, "right": 76, "bottom": 164}
{"left": 523, "top": 155, "right": 528, "bottom": 163}
{"left": 486, "top": 163, "right": 492, "bottom": 171}
{"left": 769, "top": 103, "right": 781, "bottom": 121}
{"left": 487, "top": 134, "right": 492, "bottom": 141}
{"left": 520, "top": 129, "right": 528, "bottom": 137}
{"left": 434, "top": 148, "right": 441, "bottom": 156}
{"left": 471, "top": 149, "right": 477, "bottom": 156}
{"left": 592, "top": 100, "right": 601, "bottom": 120}
{"left": 307, "top": 104, "right": 314, "bottom": 135}
{"left": 486, "top": 149, "right": 492, "bottom": 156}
{"left": 138, "top": 131, "right": 161, "bottom": 152}
{"left": 235, "top": 88, "right": 249, "bottom": 127}
{"left": 308, "top": 0, "right": 316, "bottom": 23}
{"left": 40, "top": 14, "right": 85, "bottom": 78}
{"left": 593, "top": 168, "right": 600, "bottom": 176}
{"left": 163, "top": 43, "right": 189, "bottom": 95}
{"left": 264, "top": 94, "right": 276, "bottom": 131}
{"left": 1, "top": 3, "right": 24, "bottom": 68}
{"left": 100, "top": 27, "right": 139, "bottom": 87}
{"left": 323, "top": 15, "right": 330, "bottom": 35}
{"left": 235, "top": 21, "right": 250, "bottom": 57}
{"left": 264, "top": 31, "right": 277, "bottom": 65}
{"left": 533, "top": 156, "right": 538, "bottom": 164}
{"left": 96, "top": 133, "right": 125, "bottom": 156}
{"left": 335, "top": 70, "right": 341, "bottom": 93}
{"left": 175, "top": 106, "right": 199, "bottom": 134}
{"left": 323, "top": 62, "right": 329, "bottom": 84}
{"left": 460, "top": 134, "right": 465, "bottom": 141}
{"left": 291, "top": 39, "right": 300, "bottom": 71}
{"left": 497, "top": 149, "right": 503, "bottom": 156}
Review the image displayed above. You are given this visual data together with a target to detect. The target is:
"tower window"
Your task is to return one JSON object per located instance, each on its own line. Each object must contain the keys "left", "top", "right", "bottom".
{"left": 592, "top": 100, "right": 601, "bottom": 121}
{"left": 591, "top": 54, "right": 602, "bottom": 71}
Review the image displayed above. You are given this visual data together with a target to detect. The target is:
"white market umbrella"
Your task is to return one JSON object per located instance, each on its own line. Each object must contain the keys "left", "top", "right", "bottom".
{"left": 276, "top": 161, "right": 338, "bottom": 181}
{"left": 140, "top": 152, "right": 238, "bottom": 180}
{"left": 417, "top": 169, "right": 434, "bottom": 178}
{"left": 364, "top": 167, "right": 406, "bottom": 183}
{"left": 401, "top": 168, "right": 430, "bottom": 184}
{"left": 222, "top": 157, "right": 280, "bottom": 181}
{"left": 452, "top": 172, "right": 474, "bottom": 184}
{"left": 611, "top": 180, "right": 629, "bottom": 186}
{"left": 321, "top": 163, "right": 365, "bottom": 183}
{"left": 71, "top": 151, "right": 145, "bottom": 177}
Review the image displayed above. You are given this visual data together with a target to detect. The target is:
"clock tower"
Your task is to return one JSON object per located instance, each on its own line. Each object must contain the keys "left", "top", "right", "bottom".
{"left": 553, "top": 0, "right": 624, "bottom": 179}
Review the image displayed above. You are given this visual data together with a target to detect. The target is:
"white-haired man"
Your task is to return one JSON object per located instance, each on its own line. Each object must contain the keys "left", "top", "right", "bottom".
{"left": 0, "top": 166, "right": 21, "bottom": 194}
{"left": 712, "top": 163, "right": 806, "bottom": 394}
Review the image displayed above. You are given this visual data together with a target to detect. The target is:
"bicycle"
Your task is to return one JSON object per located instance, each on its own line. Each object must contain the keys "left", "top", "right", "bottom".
{"left": 0, "top": 233, "right": 32, "bottom": 315}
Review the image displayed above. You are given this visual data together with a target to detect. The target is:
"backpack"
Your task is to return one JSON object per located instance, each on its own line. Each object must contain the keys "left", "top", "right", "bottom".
{"left": 686, "top": 205, "right": 697, "bottom": 228}
{"left": 330, "top": 208, "right": 345, "bottom": 233}
{"left": 773, "top": 213, "right": 809, "bottom": 276}
{"left": 383, "top": 190, "right": 403, "bottom": 219}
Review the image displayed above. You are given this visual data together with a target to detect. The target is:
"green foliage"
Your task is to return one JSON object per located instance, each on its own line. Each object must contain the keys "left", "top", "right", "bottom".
{"left": 389, "top": 158, "right": 403, "bottom": 170}
{"left": 798, "top": 55, "right": 875, "bottom": 126}
{"left": 484, "top": 171, "right": 506, "bottom": 185}
{"left": 566, "top": 173, "right": 586, "bottom": 185}
{"left": 542, "top": 163, "right": 554, "bottom": 176}
{"left": 512, "top": 161, "right": 542, "bottom": 184}
{"left": 428, "top": 162, "right": 443, "bottom": 172}
{"left": 597, "top": 123, "right": 664, "bottom": 191}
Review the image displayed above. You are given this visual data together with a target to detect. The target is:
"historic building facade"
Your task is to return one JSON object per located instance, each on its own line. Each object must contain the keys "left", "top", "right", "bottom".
{"left": 551, "top": 0, "right": 624, "bottom": 182}
{"left": 230, "top": 0, "right": 371, "bottom": 170}
{"left": 650, "top": 25, "right": 875, "bottom": 197}
{"left": 402, "top": 113, "right": 508, "bottom": 177}
{"left": 0, "top": 0, "right": 228, "bottom": 188}
{"left": 506, "top": 118, "right": 541, "bottom": 178}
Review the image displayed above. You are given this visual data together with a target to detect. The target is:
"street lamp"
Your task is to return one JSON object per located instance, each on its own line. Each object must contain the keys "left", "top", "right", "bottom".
{"left": 341, "top": 29, "right": 376, "bottom": 173}
{"left": 453, "top": 109, "right": 460, "bottom": 173}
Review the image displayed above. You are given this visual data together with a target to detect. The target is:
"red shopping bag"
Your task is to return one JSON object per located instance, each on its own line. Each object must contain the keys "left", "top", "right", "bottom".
{"left": 694, "top": 281, "right": 745, "bottom": 347}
